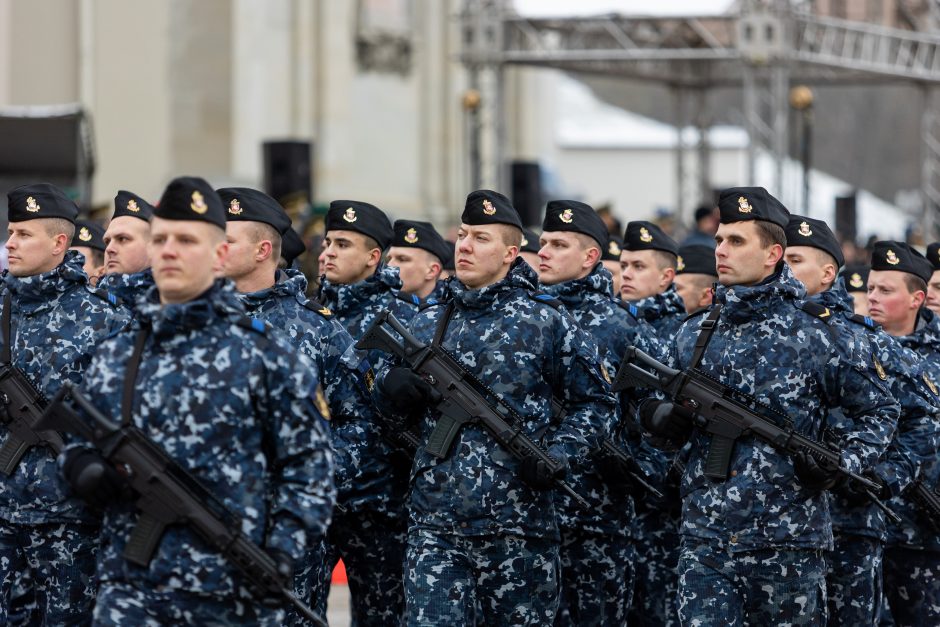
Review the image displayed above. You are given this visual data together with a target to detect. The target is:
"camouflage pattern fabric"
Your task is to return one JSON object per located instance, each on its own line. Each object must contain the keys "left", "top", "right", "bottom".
{"left": 882, "top": 546, "right": 940, "bottom": 627}
{"left": 633, "top": 284, "right": 688, "bottom": 340}
{"left": 96, "top": 268, "right": 154, "bottom": 314}
{"left": 554, "top": 528, "right": 635, "bottom": 627}
{"left": 826, "top": 534, "right": 883, "bottom": 627}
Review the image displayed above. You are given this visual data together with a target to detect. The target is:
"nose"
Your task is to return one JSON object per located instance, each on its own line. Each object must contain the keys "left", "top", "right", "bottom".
{"left": 537, "top": 245, "right": 549, "bottom": 260}
{"left": 458, "top": 238, "right": 472, "bottom": 253}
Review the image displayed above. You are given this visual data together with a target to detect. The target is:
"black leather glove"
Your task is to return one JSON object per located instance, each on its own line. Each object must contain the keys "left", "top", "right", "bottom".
{"left": 793, "top": 451, "right": 840, "bottom": 491}
{"left": 380, "top": 367, "right": 437, "bottom": 415}
{"left": 639, "top": 400, "right": 694, "bottom": 442}
{"left": 63, "top": 448, "right": 127, "bottom": 509}
{"left": 839, "top": 469, "right": 890, "bottom": 506}
{"left": 519, "top": 454, "right": 566, "bottom": 491}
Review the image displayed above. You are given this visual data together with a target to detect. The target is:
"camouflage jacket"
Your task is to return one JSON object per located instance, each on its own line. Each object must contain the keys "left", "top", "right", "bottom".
{"left": 544, "top": 263, "right": 667, "bottom": 536}
{"left": 0, "top": 250, "right": 129, "bottom": 525}
{"left": 633, "top": 283, "right": 687, "bottom": 341}
{"left": 97, "top": 268, "right": 155, "bottom": 313}
{"left": 240, "top": 268, "right": 396, "bottom": 515}
{"left": 375, "top": 258, "right": 616, "bottom": 540}
{"left": 318, "top": 264, "right": 419, "bottom": 367}
{"left": 77, "top": 280, "right": 334, "bottom": 596}
{"left": 672, "top": 264, "right": 898, "bottom": 552}
{"left": 813, "top": 282, "right": 938, "bottom": 541}
{"left": 889, "top": 306, "right": 940, "bottom": 551}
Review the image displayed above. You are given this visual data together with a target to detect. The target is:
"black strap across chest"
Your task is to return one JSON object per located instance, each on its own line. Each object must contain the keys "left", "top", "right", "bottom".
{"left": 431, "top": 302, "right": 456, "bottom": 348}
{"left": 121, "top": 328, "right": 150, "bottom": 425}
{"left": 690, "top": 305, "right": 722, "bottom": 369}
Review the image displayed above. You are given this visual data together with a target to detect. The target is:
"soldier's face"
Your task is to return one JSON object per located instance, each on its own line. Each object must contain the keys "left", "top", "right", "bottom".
{"left": 714, "top": 221, "right": 783, "bottom": 287}
{"left": 103, "top": 216, "right": 150, "bottom": 275}
{"left": 675, "top": 273, "right": 714, "bottom": 314}
{"left": 322, "top": 230, "right": 379, "bottom": 285}
{"left": 603, "top": 260, "right": 622, "bottom": 295}
{"left": 455, "top": 223, "right": 518, "bottom": 290}
{"left": 536, "top": 232, "right": 597, "bottom": 286}
{"left": 619, "top": 249, "right": 672, "bottom": 301}
{"left": 784, "top": 246, "right": 836, "bottom": 297}
{"left": 223, "top": 221, "right": 272, "bottom": 282}
{"left": 70, "top": 246, "right": 101, "bottom": 278}
{"left": 387, "top": 247, "right": 440, "bottom": 298}
{"left": 926, "top": 270, "right": 940, "bottom": 315}
{"left": 6, "top": 220, "right": 68, "bottom": 277}
{"left": 867, "top": 270, "right": 925, "bottom": 335}
{"left": 149, "top": 217, "right": 228, "bottom": 305}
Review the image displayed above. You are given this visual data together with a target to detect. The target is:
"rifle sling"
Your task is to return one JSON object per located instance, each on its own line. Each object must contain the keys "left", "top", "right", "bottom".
{"left": 431, "top": 301, "right": 455, "bottom": 349}
{"left": 688, "top": 305, "right": 734, "bottom": 481}
{"left": 122, "top": 328, "right": 150, "bottom": 426}
{"left": 690, "top": 305, "right": 722, "bottom": 369}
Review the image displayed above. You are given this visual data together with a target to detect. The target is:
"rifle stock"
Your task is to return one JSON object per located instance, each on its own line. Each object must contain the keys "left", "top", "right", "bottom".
{"left": 0, "top": 364, "right": 64, "bottom": 475}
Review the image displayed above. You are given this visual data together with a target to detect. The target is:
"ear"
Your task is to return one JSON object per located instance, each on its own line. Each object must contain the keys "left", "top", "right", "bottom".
{"left": 660, "top": 266, "right": 676, "bottom": 289}
{"left": 503, "top": 245, "right": 519, "bottom": 266}
{"left": 52, "top": 233, "right": 70, "bottom": 256}
{"left": 821, "top": 263, "right": 837, "bottom": 289}
{"left": 366, "top": 247, "right": 383, "bottom": 268}
{"left": 583, "top": 247, "right": 601, "bottom": 270}
{"left": 766, "top": 243, "right": 785, "bottom": 268}
{"left": 912, "top": 290, "right": 927, "bottom": 310}
{"left": 213, "top": 240, "right": 230, "bottom": 274}
{"left": 256, "top": 240, "right": 274, "bottom": 263}
{"left": 425, "top": 261, "right": 442, "bottom": 281}
{"left": 699, "top": 286, "right": 714, "bottom": 309}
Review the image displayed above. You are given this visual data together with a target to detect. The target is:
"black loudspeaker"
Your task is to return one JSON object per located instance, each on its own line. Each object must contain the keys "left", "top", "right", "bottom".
{"left": 263, "top": 141, "right": 312, "bottom": 204}
{"left": 510, "top": 160, "right": 542, "bottom": 227}
{"left": 834, "top": 194, "right": 857, "bottom": 244}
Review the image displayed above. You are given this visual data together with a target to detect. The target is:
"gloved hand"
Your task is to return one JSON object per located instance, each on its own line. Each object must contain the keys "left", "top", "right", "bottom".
{"left": 518, "top": 454, "right": 566, "bottom": 491}
{"left": 793, "top": 451, "right": 840, "bottom": 491}
{"left": 839, "top": 469, "right": 890, "bottom": 506}
{"left": 63, "top": 448, "right": 127, "bottom": 509}
{"left": 379, "top": 367, "right": 437, "bottom": 415}
{"left": 639, "top": 400, "right": 695, "bottom": 442}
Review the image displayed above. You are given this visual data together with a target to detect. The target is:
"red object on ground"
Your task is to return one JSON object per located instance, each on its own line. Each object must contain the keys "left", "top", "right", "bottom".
{"left": 332, "top": 559, "right": 348, "bottom": 585}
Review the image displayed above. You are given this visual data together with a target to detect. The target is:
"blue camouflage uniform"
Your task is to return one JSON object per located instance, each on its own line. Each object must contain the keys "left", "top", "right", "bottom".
{"left": 317, "top": 263, "right": 419, "bottom": 625}
{"left": 0, "top": 250, "right": 129, "bottom": 625}
{"left": 239, "top": 268, "right": 395, "bottom": 624}
{"left": 627, "top": 282, "right": 688, "bottom": 627}
{"left": 669, "top": 265, "right": 898, "bottom": 626}
{"left": 883, "top": 306, "right": 940, "bottom": 627}
{"left": 79, "top": 280, "right": 334, "bottom": 626}
{"left": 544, "top": 263, "right": 665, "bottom": 626}
{"left": 812, "top": 280, "right": 939, "bottom": 626}
{"left": 96, "top": 269, "right": 155, "bottom": 313}
{"left": 375, "top": 258, "right": 617, "bottom": 626}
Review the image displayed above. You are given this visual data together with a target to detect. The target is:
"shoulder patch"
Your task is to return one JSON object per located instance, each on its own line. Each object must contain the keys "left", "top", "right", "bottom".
{"left": 799, "top": 300, "right": 834, "bottom": 323}
{"left": 91, "top": 288, "right": 123, "bottom": 308}
{"left": 845, "top": 312, "right": 878, "bottom": 330}
{"left": 301, "top": 298, "right": 333, "bottom": 319}
{"left": 614, "top": 299, "right": 640, "bottom": 320}
{"left": 235, "top": 315, "right": 268, "bottom": 335}
{"left": 528, "top": 291, "right": 563, "bottom": 310}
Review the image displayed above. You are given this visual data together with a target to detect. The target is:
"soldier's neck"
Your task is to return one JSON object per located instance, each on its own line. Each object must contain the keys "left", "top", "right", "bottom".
{"left": 235, "top": 265, "right": 277, "bottom": 294}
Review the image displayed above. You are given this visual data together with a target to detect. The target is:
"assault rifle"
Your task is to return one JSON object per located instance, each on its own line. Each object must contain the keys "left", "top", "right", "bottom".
{"left": 37, "top": 384, "right": 327, "bottom": 627}
{"left": 613, "top": 346, "right": 901, "bottom": 524}
{"left": 356, "top": 311, "right": 589, "bottom": 509}
{"left": 0, "top": 364, "right": 64, "bottom": 474}
{"left": 910, "top": 479, "right": 940, "bottom": 531}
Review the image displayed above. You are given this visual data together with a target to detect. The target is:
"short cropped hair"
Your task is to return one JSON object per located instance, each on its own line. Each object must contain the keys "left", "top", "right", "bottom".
{"left": 43, "top": 218, "right": 75, "bottom": 241}
{"left": 754, "top": 221, "right": 787, "bottom": 250}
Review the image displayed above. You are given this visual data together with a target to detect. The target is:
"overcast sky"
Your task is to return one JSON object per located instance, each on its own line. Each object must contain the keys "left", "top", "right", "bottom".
{"left": 512, "top": 0, "right": 736, "bottom": 17}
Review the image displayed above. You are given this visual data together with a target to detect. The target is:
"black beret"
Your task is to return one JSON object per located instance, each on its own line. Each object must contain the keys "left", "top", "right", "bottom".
{"left": 784, "top": 215, "right": 845, "bottom": 267}
{"left": 281, "top": 228, "right": 306, "bottom": 266}
{"left": 217, "top": 187, "right": 292, "bottom": 235}
{"left": 623, "top": 220, "right": 678, "bottom": 256}
{"left": 541, "top": 200, "right": 608, "bottom": 249}
{"left": 7, "top": 183, "right": 78, "bottom": 224}
{"left": 325, "top": 200, "right": 393, "bottom": 250}
{"left": 926, "top": 242, "right": 940, "bottom": 271}
{"left": 677, "top": 244, "right": 717, "bottom": 276}
{"left": 520, "top": 228, "right": 540, "bottom": 254}
{"left": 461, "top": 190, "right": 522, "bottom": 230}
{"left": 154, "top": 176, "right": 226, "bottom": 229}
{"left": 113, "top": 190, "right": 155, "bottom": 221}
{"left": 442, "top": 241, "right": 455, "bottom": 271}
{"left": 840, "top": 264, "right": 870, "bottom": 292}
{"left": 392, "top": 220, "right": 450, "bottom": 262}
{"left": 871, "top": 241, "right": 933, "bottom": 283}
{"left": 71, "top": 220, "right": 106, "bottom": 251}
{"left": 602, "top": 234, "right": 623, "bottom": 262}
{"left": 717, "top": 186, "right": 789, "bottom": 229}
{"left": 694, "top": 206, "right": 714, "bottom": 222}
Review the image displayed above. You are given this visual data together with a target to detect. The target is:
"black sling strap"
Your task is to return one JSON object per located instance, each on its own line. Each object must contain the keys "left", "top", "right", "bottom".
{"left": 690, "top": 305, "right": 722, "bottom": 369}
{"left": 431, "top": 301, "right": 455, "bottom": 349}
{"left": 121, "top": 328, "right": 150, "bottom": 426}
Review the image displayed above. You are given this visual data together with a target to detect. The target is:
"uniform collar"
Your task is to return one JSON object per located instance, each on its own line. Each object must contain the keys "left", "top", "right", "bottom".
{"left": 318, "top": 263, "right": 403, "bottom": 315}
{"left": 138, "top": 279, "right": 245, "bottom": 339}
{"left": 240, "top": 268, "right": 307, "bottom": 310}
{"left": 543, "top": 263, "right": 612, "bottom": 306}
{"left": 633, "top": 283, "right": 686, "bottom": 322}
{"left": 450, "top": 257, "right": 537, "bottom": 310}
{"left": 810, "top": 280, "right": 854, "bottom": 315}
{"left": 714, "top": 263, "right": 805, "bottom": 323}
{"left": 2, "top": 250, "right": 87, "bottom": 313}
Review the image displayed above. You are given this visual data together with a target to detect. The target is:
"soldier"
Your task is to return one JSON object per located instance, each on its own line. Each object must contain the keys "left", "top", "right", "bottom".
{"left": 61, "top": 176, "right": 334, "bottom": 625}
{"left": 601, "top": 234, "right": 623, "bottom": 297}
{"left": 97, "top": 191, "right": 156, "bottom": 306}
{"left": 518, "top": 226, "right": 541, "bottom": 270}
{"left": 673, "top": 244, "right": 717, "bottom": 315}
{"left": 642, "top": 187, "right": 898, "bottom": 625}
{"left": 316, "top": 200, "right": 419, "bottom": 625}
{"left": 867, "top": 241, "right": 940, "bottom": 626}
{"left": 386, "top": 220, "right": 450, "bottom": 302}
{"left": 70, "top": 220, "right": 106, "bottom": 283}
{"left": 0, "top": 182, "right": 129, "bottom": 625}
{"left": 841, "top": 264, "right": 871, "bottom": 316}
{"left": 620, "top": 220, "right": 686, "bottom": 338}
{"left": 536, "top": 199, "right": 664, "bottom": 625}
{"left": 217, "top": 186, "right": 390, "bottom": 624}
{"left": 925, "top": 242, "right": 940, "bottom": 316}
{"left": 280, "top": 227, "right": 306, "bottom": 269}
{"left": 374, "top": 189, "right": 616, "bottom": 625}
{"left": 784, "top": 217, "right": 938, "bottom": 626}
